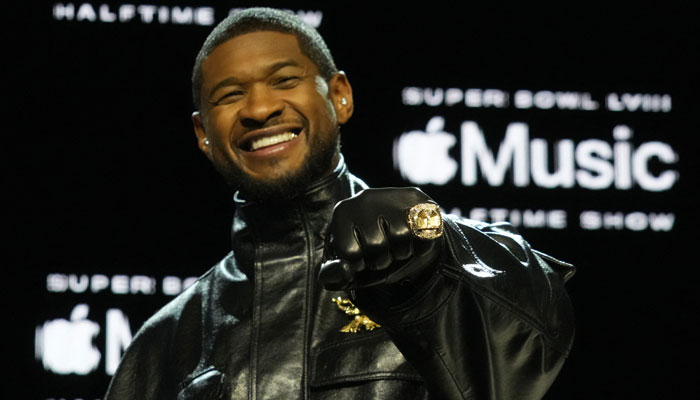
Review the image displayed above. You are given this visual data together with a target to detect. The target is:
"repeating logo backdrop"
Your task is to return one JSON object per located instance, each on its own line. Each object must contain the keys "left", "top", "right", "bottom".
{"left": 12, "top": 3, "right": 697, "bottom": 399}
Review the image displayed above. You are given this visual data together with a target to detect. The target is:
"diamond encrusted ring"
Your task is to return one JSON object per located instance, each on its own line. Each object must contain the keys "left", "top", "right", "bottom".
{"left": 407, "top": 203, "right": 443, "bottom": 240}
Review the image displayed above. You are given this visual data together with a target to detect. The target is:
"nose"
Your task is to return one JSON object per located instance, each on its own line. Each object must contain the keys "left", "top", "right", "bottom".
{"left": 239, "top": 84, "right": 284, "bottom": 128}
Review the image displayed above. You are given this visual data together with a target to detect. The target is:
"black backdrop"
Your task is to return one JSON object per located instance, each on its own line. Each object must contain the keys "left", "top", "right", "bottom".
{"left": 11, "top": 2, "right": 698, "bottom": 399}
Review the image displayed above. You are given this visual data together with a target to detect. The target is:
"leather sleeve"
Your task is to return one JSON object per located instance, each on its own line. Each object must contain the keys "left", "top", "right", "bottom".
{"left": 104, "top": 284, "right": 206, "bottom": 400}
{"left": 353, "top": 215, "right": 575, "bottom": 400}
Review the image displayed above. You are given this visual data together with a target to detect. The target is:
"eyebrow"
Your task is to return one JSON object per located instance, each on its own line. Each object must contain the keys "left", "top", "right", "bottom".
{"left": 207, "top": 60, "right": 301, "bottom": 101}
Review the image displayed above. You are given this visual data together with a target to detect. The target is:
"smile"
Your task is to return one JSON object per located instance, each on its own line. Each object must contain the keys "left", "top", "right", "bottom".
{"left": 238, "top": 125, "right": 304, "bottom": 155}
{"left": 249, "top": 131, "right": 298, "bottom": 151}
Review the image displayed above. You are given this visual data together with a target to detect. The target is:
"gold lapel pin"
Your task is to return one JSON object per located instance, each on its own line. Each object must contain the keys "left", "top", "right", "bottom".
{"left": 332, "top": 297, "right": 381, "bottom": 333}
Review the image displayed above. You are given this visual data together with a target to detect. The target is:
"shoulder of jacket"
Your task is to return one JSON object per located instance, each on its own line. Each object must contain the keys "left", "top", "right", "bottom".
{"left": 131, "top": 252, "right": 234, "bottom": 341}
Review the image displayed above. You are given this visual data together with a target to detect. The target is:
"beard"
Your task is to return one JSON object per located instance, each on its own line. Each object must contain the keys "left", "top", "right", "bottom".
{"left": 219, "top": 128, "right": 341, "bottom": 203}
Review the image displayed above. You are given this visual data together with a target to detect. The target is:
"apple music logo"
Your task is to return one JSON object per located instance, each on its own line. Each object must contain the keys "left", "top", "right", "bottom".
{"left": 393, "top": 118, "right": 678, "bottom": 192}
{"left": 35, "top": 304, "right": 133, "bottom": 376}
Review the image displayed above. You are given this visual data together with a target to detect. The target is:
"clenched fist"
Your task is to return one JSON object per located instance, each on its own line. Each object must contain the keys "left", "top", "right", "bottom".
{"left": 319, "top": 187, "right": 444, "bottom": 291}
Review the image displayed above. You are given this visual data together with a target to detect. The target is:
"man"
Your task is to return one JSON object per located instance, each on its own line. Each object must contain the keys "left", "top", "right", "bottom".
{"left": 105, "top": 8, "right": 574, "bottom": 400}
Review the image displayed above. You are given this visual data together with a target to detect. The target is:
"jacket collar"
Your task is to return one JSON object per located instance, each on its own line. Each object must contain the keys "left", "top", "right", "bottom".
{"left": 230, "top": 155, "right": 368, "bottom": 263}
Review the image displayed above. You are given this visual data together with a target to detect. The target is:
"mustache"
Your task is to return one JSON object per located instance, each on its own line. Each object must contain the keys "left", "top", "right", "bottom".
{"left": 240, "top": 115, "right": 307, "bottom": 132}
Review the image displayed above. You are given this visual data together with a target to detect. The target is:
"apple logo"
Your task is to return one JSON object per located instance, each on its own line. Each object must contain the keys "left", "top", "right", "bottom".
{"left": 393, "top": 116, "right": 458, "bottom": 185}
{"left": 36, "top": 304, "right": 101, "bottom": 375}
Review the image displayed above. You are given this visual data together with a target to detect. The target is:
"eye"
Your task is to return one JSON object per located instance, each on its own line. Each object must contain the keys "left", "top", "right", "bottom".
{"left": 274, "top": 76, "right": 301, "bottom": 89}
{"left": 215, "top": 90, "right": 245, "bottom": 105}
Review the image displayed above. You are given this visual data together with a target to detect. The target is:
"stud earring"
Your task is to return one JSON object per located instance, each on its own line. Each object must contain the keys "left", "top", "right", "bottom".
{"left": 203, "top": 139, "right": 210, "bottom": 146}
{"left": 340, "top": 98, "right": 347, "bottom": 106}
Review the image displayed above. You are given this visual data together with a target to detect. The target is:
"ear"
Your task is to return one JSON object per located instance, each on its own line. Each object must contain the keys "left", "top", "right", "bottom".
{"left": 192, "top": 111, "right": 213, "bottom": 161}
{"left": 328, "top": 71, "right": 354, "bottom": 124}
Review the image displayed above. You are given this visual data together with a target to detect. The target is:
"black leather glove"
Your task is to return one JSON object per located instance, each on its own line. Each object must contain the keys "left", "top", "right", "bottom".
{"left": 319, "top": 187, "right": 444, "bottom": 293}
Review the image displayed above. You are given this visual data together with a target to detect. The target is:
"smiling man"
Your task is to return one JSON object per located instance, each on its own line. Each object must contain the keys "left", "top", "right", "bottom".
{"left": 191, "top": 28, "right": 351, "bottom": 200}
{"left": 105, "top": 8, "right": 575, "bottom": 400}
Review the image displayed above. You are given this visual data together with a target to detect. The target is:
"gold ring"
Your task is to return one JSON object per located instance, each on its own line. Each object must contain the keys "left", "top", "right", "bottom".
{"left": 407, "top": 203, "right": 443, "bottom": 240}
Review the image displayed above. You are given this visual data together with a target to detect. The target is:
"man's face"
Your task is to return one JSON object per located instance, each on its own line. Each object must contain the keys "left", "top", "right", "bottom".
{"left": 192, "top": 31, "right": 353, "bottom": 200}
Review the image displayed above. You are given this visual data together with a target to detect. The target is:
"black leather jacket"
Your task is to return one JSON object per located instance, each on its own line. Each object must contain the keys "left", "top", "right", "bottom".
{"left": 105, "top": 160, "right": 575, "bottom": 400}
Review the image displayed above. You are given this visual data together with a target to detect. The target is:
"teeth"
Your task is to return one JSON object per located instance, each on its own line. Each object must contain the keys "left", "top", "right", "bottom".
{"left": 250, "top": 132, "right": 298, "bottom": 151}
